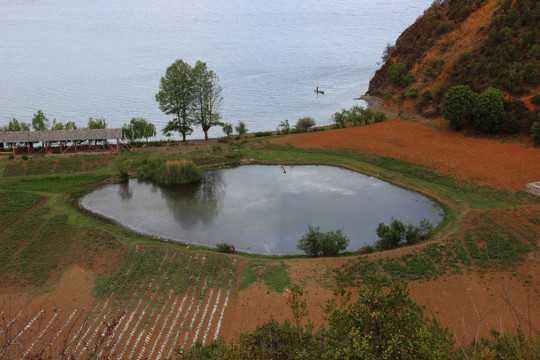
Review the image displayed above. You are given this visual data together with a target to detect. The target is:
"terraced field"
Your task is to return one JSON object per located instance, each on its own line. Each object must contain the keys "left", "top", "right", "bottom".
{"left": 0, "top": 246, "right": 236, "bottom": 359}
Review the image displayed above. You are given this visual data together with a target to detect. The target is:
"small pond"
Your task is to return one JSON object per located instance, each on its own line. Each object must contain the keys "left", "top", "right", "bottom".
{"left": 80, "top": 165, "right": 444, "bottom": 255}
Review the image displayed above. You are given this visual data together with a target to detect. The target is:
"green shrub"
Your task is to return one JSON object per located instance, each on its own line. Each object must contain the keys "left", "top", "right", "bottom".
{"left": 255, "top": 131, "right": 273, "bottom": 137}
{"left": 503, "top": 100, "right": 528, "bottom": 133}
{"left": 297, "top": 225, "right": 349, "bottom": 257}
{"left": 373, "top": 110, "right": 388, "bottom": 123}
{"left": 216, "top": 243, "right": 236, "bottom": 254}
{"left": 532, "top": 94, "right": 540, "bottom": 107}
{"left": 295, "top": 117, "right": 316, "bottom": 132}
{"left": 376, "top": 218, "right": 433, "bottom": 250}
{"left": 404, "top": 87, "right": 419, "bottom": 99}
{"left": 235, "top": 121, "right": 248, "bottom": 135}
{"left": 184, "top": 275, "right": 457, "bottom": 359}
{"left": 332, "top": 106, "right": 376, "bottom": 127}
{"left": 388, "top": 62, "right": 414, "bottom": 86}
{"left": 137, "top": 157, "right": 203, "bottom": 185}
{"left": 471, "top": 87, "right": 505, "bottom": 133}
{"left": 358, "top": 245, "right": 377, "bottom": 254}
{"left": 531, "top": 121, "right": 540, "bottom": 144}
{"left": 423, "top": 59, "right": 445, "bottom": 78}
{"left": 278, "top": 119, "right": 291, "bottom": 134}
{"left": 332, "top": 111, "right": 347, "bottom": 128}
{"left": 114, "top": 155, "right": 131, "bottom": 182}
{"left": 222, "top": 123, "right": 233, "bottom": 136}
{"left": 376, "top": 218, "right": 405, "bottom": 250}
{"left": 442, "top": 85, "right": 476, "bottom": 130}
{"left": 21, "top": 155, "right": 29, "bottom": 161}
{"left": 440, "top": 39, "right": 455, "bottom": 53}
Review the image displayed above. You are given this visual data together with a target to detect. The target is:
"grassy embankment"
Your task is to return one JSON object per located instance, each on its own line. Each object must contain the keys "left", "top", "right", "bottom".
{"left": 0, "top": 134, "right": 538, "bottom": 292}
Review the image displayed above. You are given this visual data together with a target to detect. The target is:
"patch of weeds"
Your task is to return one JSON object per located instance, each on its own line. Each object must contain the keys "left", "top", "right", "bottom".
{"left": 2, "top": 173, "right": 111, "bottom": 196}
{"left": 240, "top": 261, "right": 290, "bottom": 292}
{"left": 93, "top": 274, "right": 113, "bottom": 298}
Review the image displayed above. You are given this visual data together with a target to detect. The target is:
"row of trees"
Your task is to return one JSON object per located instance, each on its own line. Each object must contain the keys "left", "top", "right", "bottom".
{"left": 0, "top": 110, "right": 159, "bottom": 144}
{"left": 0, "top": 110, "right": 107, "bottom": 132}
{"left": 442, "top": 85, "right": 507, "bottom": 132}
{"left": 332, "top": 105, "right": 388, "bottom": 128}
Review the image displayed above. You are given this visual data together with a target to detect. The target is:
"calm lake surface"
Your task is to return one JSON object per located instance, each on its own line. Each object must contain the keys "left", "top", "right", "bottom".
{"left": 80, "top": 165, "right": 444, "bottom": 255}
{"left": 0, "top": 0, "right": 433, "bottom": 139}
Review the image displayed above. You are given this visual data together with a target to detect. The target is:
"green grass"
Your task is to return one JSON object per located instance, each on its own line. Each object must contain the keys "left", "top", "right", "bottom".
{"left": 334, "top": 208, "right": 539, "bottom": 287}
{"left": 1, "top": 139, "right": 538, "bottom": 290}
{"left": 240, "top": 261, "right": 290, "bottom": 292}
{"left": 0, "top": 191, "right": 43, "bottom": 228}
{"left": 0, "top": 188, "right": 125, "bottom": 287}
{"left": 1, "top": 173, "right": 111, "bottom": 197}
{"left": 245, "top": 144, "right": 538, "bottom": 209}
{"left": 3, "top": 155, "right": 111, "bottom": 177}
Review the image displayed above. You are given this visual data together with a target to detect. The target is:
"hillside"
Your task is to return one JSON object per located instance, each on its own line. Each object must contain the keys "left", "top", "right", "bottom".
{"left": 367, "top": 0, "right": 539, "bottom": 132}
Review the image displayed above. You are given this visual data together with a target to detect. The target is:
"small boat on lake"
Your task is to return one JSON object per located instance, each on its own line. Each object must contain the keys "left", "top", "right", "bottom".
{"left": 314, "top": 87, "right": 324, "bottom": 94}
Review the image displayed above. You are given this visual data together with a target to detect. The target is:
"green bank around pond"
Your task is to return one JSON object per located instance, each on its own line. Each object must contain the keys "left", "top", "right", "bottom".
{"left": 0, "top": 136, "right": 538, "bottom": 289}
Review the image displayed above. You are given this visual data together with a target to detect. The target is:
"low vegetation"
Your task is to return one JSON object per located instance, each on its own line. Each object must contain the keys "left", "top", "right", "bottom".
{"left": 295, "top": 116, "right": 316, "bottom": 132}
{"left": 332, "top": 105, "right": 388, "bottom": 128}
{"left": 335, "top": 207, "right": 538, "bottom": 287}
{"left": 182, "top": 275, "right": 456, "bottom": 359}
{"left": 0, "top": 132, "right": 538, "bottom": 358}
{"left": 216, "top": 243, "right": 236, "bottom": 254}
{"left": 532, "top": 121, "right": 540, "bottom": 144}
{"left": 239, "top": 261, "right": 290, "bottom": 292}
{"left": 297, "top": 225, "right": 350, "bottom": 257}
{"left": 137, "top": 157, "right": 203, "bottom": 185}
{"left": 376, "top": 217, "right": 433, "bottom": 250}
{"left": 122, "top": 117, "right": 156, "bottom": 143}
{"left": 369, "top": 0, "right": 539, "bottom": 136}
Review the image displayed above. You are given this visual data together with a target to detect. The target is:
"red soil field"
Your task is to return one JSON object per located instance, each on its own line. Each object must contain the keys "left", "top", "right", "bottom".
{"left": 270, "top": 118, "right": 540, "bottom": 191}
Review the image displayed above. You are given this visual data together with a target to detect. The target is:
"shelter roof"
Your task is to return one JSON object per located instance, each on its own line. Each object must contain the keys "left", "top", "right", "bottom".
{"left": 0, "top": 128, "right": 122, "bottom": 143}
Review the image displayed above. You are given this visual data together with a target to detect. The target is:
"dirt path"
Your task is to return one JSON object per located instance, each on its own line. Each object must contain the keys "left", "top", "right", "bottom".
{"left": 271, "top": 118, "right": 540, "bottom": 191}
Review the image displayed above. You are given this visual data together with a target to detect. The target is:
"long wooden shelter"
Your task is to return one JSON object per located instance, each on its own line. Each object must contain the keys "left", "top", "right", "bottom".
{"left": 0, "top": 128, "right": 123, "bottom": 155}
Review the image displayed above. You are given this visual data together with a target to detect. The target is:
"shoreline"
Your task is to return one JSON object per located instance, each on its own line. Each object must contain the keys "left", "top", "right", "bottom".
{"left": 354, "top": 95, "right": 383, "bottom": 109}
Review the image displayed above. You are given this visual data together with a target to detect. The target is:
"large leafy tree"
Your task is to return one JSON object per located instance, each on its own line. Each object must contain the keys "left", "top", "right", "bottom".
{"left": 31, "top": 110, "right": 49, "bottom": 131}
{"left": 191, "top": 61, "right": 223, "bottom": 141}
{"left": 156, "top": 59, "right": 223, "bottom": 142}
{"left": 442, "top": 85, "right": 476, "bottom": 130}
{"left": 122, "top": 117, "right": 156, "bottom": 143}
{"left": 155, "top": 59, "right": 195, "bottom": 142}
{"left": 323, "top": 275, "right": 454, "bottom": 359}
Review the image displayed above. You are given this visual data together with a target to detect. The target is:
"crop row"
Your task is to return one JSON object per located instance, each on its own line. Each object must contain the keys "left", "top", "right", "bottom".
{"left": 71, "top": 246, "right": 236, "bottom": 359}
{"left": 0, "top": 246, "right": 237, "bottom": 358}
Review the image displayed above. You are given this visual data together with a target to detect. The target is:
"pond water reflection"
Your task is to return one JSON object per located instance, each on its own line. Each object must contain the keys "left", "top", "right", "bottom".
{"left": 80, "top": 165, "right": 444, "bottom": 255}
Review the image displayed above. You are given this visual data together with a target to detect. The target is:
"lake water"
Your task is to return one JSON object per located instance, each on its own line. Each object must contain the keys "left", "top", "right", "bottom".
{"left": 0, "top": 0, "right": 433, "bottom": 139}
{"left": 80, "top": 165, "right": 444, "bottom": 255}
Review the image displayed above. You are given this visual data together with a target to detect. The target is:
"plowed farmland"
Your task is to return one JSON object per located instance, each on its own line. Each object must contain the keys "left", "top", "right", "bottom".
{"left": 0, "top": 246, "right": 236, "bottom": 359}
{"left": 271, "top": 118, "right": 540, "bottom": 191}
